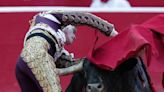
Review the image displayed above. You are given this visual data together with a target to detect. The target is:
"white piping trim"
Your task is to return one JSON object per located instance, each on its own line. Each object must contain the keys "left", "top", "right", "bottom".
{"left": 39, "top": 12, "right": 61, "bottom": 24}
{"left": 23, "top": 23, "right": 66, "bottom": 47}
{"left": 0, "top": 6, "right": 164, "bottom": 13}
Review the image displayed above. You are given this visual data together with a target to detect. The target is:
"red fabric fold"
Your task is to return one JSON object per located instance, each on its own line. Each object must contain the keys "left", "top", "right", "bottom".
{"left": 87, "top": 14, "right": 164, "bottom": 91}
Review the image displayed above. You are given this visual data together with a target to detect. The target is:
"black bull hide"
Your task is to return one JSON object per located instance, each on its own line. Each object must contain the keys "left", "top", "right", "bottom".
{"left": 66, "top": 57, "right": 152, "bottom": 92}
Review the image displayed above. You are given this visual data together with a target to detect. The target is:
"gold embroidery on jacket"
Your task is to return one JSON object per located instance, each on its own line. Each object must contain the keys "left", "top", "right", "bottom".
{"left": 21, "top": 35, "right": 61, "bottom": 92}
{"left": 26, "top": 29, "right": 61, "bottom": 53}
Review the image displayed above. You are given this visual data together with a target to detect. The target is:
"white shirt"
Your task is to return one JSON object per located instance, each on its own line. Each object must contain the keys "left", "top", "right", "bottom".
{"left": 90, "top": 0, "right": 131, "bottom": 8}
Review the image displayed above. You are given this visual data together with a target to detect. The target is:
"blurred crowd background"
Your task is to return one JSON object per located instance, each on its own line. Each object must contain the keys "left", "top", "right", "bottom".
{"left": 0, "top": 0, "right": 163, "bottom": 7}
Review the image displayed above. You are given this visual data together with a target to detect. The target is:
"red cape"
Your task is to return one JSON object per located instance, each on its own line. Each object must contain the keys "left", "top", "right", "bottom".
{"left": 87, "top": 14, "right": 164, "bottom": 91}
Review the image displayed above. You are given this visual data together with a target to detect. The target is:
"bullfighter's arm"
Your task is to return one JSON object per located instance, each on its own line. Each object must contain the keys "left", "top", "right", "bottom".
{"left": 21, "top": 34, "right": 61, "bottom": 92}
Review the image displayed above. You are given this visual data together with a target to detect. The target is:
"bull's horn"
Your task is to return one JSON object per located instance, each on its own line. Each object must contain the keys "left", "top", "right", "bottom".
{"left": 57, "top": 60, "right": 84, "bottom": 76}
{"left": 49, "top": 11, "right": 118, "bottom": 36}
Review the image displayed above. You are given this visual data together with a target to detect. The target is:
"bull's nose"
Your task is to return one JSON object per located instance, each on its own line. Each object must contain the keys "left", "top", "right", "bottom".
{"left": 87, "top": 83, "right": 104, "bottom": 92}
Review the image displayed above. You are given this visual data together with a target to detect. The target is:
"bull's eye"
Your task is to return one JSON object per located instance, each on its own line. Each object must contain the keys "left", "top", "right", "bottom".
{"left": 84, "top": 72, "right": 87, "bottom": 78}
{"left": 87, "top": 85, "right": 91, "bottom": 89}
{"left": 97, "top": 84, "right": 102, "bottom": 88}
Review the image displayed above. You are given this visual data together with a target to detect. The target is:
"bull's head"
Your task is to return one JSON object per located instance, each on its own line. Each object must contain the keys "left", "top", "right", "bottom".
{"left": 57, "top": 58, "right": 108, "bottom": 92}
{"left": 83, "top": 59, "right": 108, "bottom": 92}
{"left": 63, "top": 58, "right": 152, "bottom": 92}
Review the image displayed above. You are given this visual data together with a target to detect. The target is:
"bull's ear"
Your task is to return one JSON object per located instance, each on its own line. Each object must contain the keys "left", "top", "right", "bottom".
{"left": 83, "top": 58, "right": 90, "bottom": 71}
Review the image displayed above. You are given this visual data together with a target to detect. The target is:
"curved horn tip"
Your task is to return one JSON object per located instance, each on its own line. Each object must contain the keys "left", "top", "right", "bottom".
{"left": 57, "top": 60, "right": 84, "bottom": 76}
{"left": 110, "top": 28, "right": 118, "bottom": 37}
